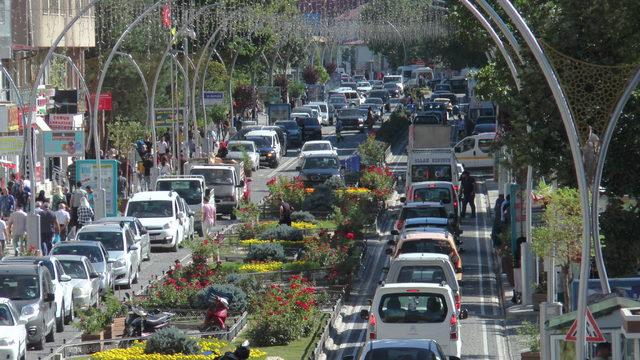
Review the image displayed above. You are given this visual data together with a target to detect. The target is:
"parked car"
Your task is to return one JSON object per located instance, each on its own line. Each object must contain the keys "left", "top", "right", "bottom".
{"left": 337, "top": 108, "right": 366, "bottom": 133}
{"left": 76, "top": 223, "right": 140, "bottom": 289}
{"left": 95, "top": 217, "right": 152, "bottom": 262}
{"left": 299, "top": 140, "right": 338, "bottom": 160}
{"left": 383, "top": 83, "right": 400, "bottom": 98}
{"left": 50, "top": 241, "right": 113, "bottom": 296}
{"left": 155, "top": 176, "right": 206, "bottom": 236}
{"left": 297, "top": 154, "right": 343, "bottom": 187}
{"left": 347, "top": 339, "right": 449, "bottom": 360}
{"left": 405, "top": 181, "right": 459, "bottom": 222}
{"left": 178, "top": 197, "right": 195, "bottom": 241}
{"left": 0, "top": 264, "right": 56, "bottom": 350}
{"left": 296, "top": 117, "right": 322, "bottom": 141}
{"left": 0, "top": 256, "right": 74, "bottom": 331}
{"left": 360, "top": 283, "right": 467, "bottom": 359}
{"left": 227, "top": 141, "right": 259, "bottom": 171}
{"left": 245, "top": 130, "right": 282, "bottom": 168}
{"left": 54, "top": 255, "right": 100, "bottom": 310}
{"left": 274, "top": 120, "right": 303, "bottom": 148}
{"left": 0, "top": 298, "right": 27, "bottom": 360}
{"left": 125, "top": 191, "right": 186, "bottom": 252}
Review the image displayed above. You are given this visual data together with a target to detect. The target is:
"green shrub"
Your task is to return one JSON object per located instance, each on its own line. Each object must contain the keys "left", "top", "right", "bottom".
{"left": 291, "top": 211, "right": 316, "bottom": 223}
{"left": 249, "top": 316, "right": 305, "bottom": 346}
{"left": 258, "top": 224, "right": 303, "bottom": 241}
{"left": 144, "top": 327, "right": 200, "bottom": 355}
{"left": 197, "top": 284, "right": 248, "bottom": 313}
{"left": 376, "top": 109, "right": 410, "bottom": 144}
{"left": 246, "top": 243, "right": 286, "bottom": 262}
{"left": 302, "top": 184, "right": 335, "bottom": 213}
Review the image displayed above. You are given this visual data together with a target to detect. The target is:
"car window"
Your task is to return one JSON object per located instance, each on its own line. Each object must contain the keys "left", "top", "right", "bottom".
{"left": 42, "top": 271, "right": 52, "bottom": 295}
{"left": 52, "top": 245, "right": 103, "bottom": 263}
{"left": 303, "top": 157, "right": 339, "bottom": 170}
{"left": 396, "top": 266, "right": 447, "bottom": 283}
{"left": 413, "top": 187, "right": 452, "bottom": 204}
{"left": 399, "top": 239, "right": 453, "bottom": 256}
{"left": 478, "top": 139, "right": 493, "bottom": 153}
{"left": 78, "top": 231, "right": 124, "bottom": 251}
{"left": 156, "top": 180, "right": 203, "bottom": 205}
{"left": 303, "top": 143, "right": 331, "bottom": 152}
{"left": 411, "top": 165, "right": 452, "bottom": 182}
{"left": 60, "top": 260, "right": 88, "bottom": 279}
{"left": 0, "top": 274, "right": 40, "bottom": 300}
{"left": 0, "top": 303, "right": 14, "bottom": 326}
{"left": 55, "top": 261, "right": 65, "bottom": 279}
{"left": 378, "top": 293, "right": 447, "bottom": 323}
{"left": 339, "top": 109, "right": 361, "bottom": 117}
{"left": 126, "top": 201, "right": 174, "bottom": 218}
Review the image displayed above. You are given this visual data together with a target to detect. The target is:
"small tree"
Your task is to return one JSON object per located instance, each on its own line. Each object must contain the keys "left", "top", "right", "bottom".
{"left": 358, "top": 135, "right": 387, "bottom": 167}
{"left": 324, "top": 63, "right": 337, "bottom": 75}
{"left": 302, "top": 65, "right": 319, "bottom": 85}
{"left": 108, "top": 118, "right": 146, "bottom": 158}
{"left": 233, "top": 84, "right": 257, "bottom": 116}
{"left": 289, "top": 81, "right": 306, "bottom": 99}
{"left": 531, "top": 185, "right": 582, "bottom": 306}
{"left": 316, "top": 65, "right": 329, "bottom": 84}
{"left": 274, "top": 74, "right": 288, "bottom": 100}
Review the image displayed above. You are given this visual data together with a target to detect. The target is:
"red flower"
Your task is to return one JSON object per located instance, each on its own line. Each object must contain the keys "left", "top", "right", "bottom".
{"left": 346, "top": 232, "right": 355, "bottom": 240}
{"left": 267, "top": 177, "right": 277, "bottom": 186}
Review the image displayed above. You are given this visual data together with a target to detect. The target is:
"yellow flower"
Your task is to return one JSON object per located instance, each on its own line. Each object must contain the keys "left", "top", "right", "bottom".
{"left": 345, "top": 187, "right": 371, "bottom": 194}
{"left": 291, "top": 221, "right": 317, "bottom": 230}
{"left": 239, "top": 261, "right": 283, "bottom": 273}
{"left": 239, "top": 239, "right": 304, "bottom": 247}
{"left": 90, "top": 339, "right": 266, "bottom": 360}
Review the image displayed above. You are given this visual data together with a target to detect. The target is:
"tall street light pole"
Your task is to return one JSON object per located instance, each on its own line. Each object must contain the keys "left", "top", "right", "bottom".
{"left": 386, "top": 21, "right": 407, "bottom": 66}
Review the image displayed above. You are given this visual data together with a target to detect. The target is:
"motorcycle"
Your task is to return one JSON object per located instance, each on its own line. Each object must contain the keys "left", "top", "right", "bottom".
{"left": 122, "top": 293, "right": 174, "bottom": 338}
{"left": 202, "top": 296, "right": 229, "bottom": 332}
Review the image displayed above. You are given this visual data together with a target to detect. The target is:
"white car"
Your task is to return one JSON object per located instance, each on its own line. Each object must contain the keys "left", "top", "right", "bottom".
{"left": 0, "top": 298, "right": 27, "bottom": 360}
{"left": 290, "top": 112, "right": 311, "bottom": 119}
{"left": 347, "top": 339, "right": 448, "bottom": 360}
{"left": 0, "top": 256, "right": 74, "bottom": 332}
{"left": 76, "top": 223, "right": 140, "bottom": 289}
{"left": 356, "top": 81, "right": 372, "bottom": 92}
{"left": 308, "top": 102, "right": 331, "bottom": 125}
{"left": 125, "top": 191, "right": 186, "bottom": 252}
{"left": 55, "top": 255, "right": 100, "bottom": 310}
{"left": 178, "top": 197, "right": 195, "bottom": 241}
{"left": 227, "top": 140, "right": 260, "bottom": 171}
{"left": 95, "top": 217, "right": 152, "bottom": 262}
{"left": 302, "top": 106, "right": 323, "bottom": 126}
{"left": 299, "top": 140, "right": 338, "bottom": 160}
{"left": 360, "top": 283, "right": 468, "bottom": 359}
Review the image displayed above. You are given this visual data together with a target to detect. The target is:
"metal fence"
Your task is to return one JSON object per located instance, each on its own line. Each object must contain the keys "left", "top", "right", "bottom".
{"left": 308, "top": 294, "right": 345, "bottom": 360}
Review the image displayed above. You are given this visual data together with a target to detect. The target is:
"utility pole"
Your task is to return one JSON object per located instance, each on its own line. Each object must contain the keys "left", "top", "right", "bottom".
{"left": 182, "top": 3, "right": 191, "bottom": 164}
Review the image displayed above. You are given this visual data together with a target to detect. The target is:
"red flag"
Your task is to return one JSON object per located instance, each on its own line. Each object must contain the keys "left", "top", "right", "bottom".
{"left": 161, "top": 5, "right": 172, "bottom": 29}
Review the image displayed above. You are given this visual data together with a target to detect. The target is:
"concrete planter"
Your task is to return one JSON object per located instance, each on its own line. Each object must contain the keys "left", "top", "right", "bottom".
{"left": 521, "top": 351, "right": 540, "bottom": 360}
{"left": 110, "top": 317, "right": 127, "bottom": 338}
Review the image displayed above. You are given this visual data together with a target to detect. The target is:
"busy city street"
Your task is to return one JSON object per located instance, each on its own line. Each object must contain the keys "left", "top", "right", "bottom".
{"left": 0, "top": 1, "right": 637, "bottom": 360}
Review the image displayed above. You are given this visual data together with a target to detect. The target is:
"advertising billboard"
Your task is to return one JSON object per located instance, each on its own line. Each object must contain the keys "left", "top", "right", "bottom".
{"left": 75, "top": 160, "right": 119, "bottom": 217}
{"left": 43, "top": 131, "right": 84, "bottom": 156}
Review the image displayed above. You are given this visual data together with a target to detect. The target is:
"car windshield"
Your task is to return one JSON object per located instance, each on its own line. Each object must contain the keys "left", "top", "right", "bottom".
{"left": 413, "top": 115, "right": 442, "bottom": 125}
{"left": 413, "top": 187, "right": 452, "bottom": 204}
{"left": 59, "top": 260, "right": 87, "bottom": 279}
{"left": 384, "top": 77, "right": 400, "bottom": 83}
{"left": 228, "top": 143, "right": 255, "bottom": 153}
{"left": 126, "top": 200, "right": 173, "bottom": 218}
{"left": 378, "top": 293, "right": 447, "bottom": 323}
{"left": 190, "top": 169, "right": 235, "bottom": 186}
{"left": 247, "top": 136, "right": 273, "bottom": 147}
{"left": 303, "top": 157, "right": 339, "bottom": 170}
{"left": 339, "top": 109, "right": 361, "bottom": 117}
{"left": 396, "top": 266, "right": 447, "bottom": 283}
{"left": 0, "top": 275, "right": 40, "bottom": 301}
{"left": 405, "top": 222, "right": 447, "bottom": 230}
{"left": 302, "top": 143, "right": 331, "bottom": 152}
{"left": 411, "top": 165, "right": 452, "bottom": 182}
{"left": 474, "top": 124, "right": 496, "bottom": 133}
{"left": 329, "top": 97, "right": 346, "bottom": 104}
{"left": 52, "top": 245, "right": 104, "bottom": 263}
{"left": 357, "top": 82, "right": 369, "bottom": 87}
{"left": 401, "top": 206, "right": 447, "bottom": 220}
{"left": 77, "top": 231, "right": 123, "bottom": 251}
{"left": 302, "top": 118, "right": 318, "bottom": 126}
{"left": 0, "top": 304, "right": 14, "bottom": 326}
{"left": 399, "top": 239, "right": 453, "bottom": 256}
{"left": 157, "top": 180, "right": 203, "bottom": 205}
{"left": 363, "top": 348, "right": 439, "bottom": 360}
{"left": 275, "top": 121, "right": 297, "bottom": 130}
{"left": 384, "top": 84, "right": 397, "bottom": 89}
{"left": 365, "top": 98, "right": 383, "bottom": 105}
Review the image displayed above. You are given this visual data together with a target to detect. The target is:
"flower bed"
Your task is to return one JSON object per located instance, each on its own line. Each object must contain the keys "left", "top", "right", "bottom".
{"left": 239, "top": 239, "right": 304, "bottom": 247}
{"left": 90, "top": 339, "right": 267, "bottom": 360}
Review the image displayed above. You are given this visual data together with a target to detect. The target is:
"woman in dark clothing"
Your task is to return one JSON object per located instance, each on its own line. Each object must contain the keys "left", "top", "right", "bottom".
{"left": 36, "top": 190, "right": 47, "bottom": 203}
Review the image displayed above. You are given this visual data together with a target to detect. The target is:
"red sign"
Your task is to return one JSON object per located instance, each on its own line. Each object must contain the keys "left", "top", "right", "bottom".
{"left": 161, "top": 5, "right": 172, "bottom": 29}
{"left": 565, "top": 308, "right": 606, "bottom": 343}
{"left": 90, "top": 93, "right": 112, "bottom": 111}
{"left": 48, "top": 114, "right": 74, "bottom": 130}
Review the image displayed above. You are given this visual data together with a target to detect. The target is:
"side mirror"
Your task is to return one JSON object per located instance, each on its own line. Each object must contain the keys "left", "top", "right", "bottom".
{"left": 89, "top": 272, "right": 100, "bottom": 279}
{"left": 390, "top": 230, "right": 399, "bottom": 236}
{"left": 454, "top": 146, "right": 462, "bottom": 153}
{"left": 359, "top": 309, "right": 370, "bottom": 320}
{"left": 459, "top": 308, "right": 469, "bottom": 320}
{"left": 385, "top": 248, "right": 393, "bottom": 255}
{"left": 129, "top": 244, "right": 139, "bottom": 251}
{"left": 238, "top": 180, "right": 245, "bottom": 188}
{"left": 60, "top": 274, "right": 72, "bottom": 282}
{"left": 387, "top": 239, "right": 396, "bottom": 246}
{"left": 45, "top": 293, "right": 55, "bottom": 303}
{"left": 399, "top": 196, "right": 406, "bottom": 203}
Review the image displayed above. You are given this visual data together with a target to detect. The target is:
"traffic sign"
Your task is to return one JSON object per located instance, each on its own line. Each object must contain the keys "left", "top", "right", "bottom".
{"left": 203, "top": 91, "right": 224, "bottom": 106}
{"left": 564, "top": 308, "right": 606, "bottom": 342}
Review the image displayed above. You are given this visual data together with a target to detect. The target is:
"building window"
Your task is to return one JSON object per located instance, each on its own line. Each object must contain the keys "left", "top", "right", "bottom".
{"left": 49, "top": 0, "right": 60, "bottom": 15}
{"left": 42, "top": 0, "right": 49, "bottom": 14}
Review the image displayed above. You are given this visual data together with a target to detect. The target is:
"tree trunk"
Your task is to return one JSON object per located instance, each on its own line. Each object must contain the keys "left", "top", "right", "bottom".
{"left": 562, "top": 265, "right": 571, "bottom": 308}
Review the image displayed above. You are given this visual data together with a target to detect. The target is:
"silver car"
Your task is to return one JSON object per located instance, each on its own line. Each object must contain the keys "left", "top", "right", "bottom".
{"left": 51, "top": 241, "right": 113, "bottom": 295}
{"left": 347, "top": 339, "right": 449, "bottom": 360}
{"left": 95, "top": 217, "right": 151, "bottom": 262}
{"left": 54, "top": 255, "right": 100, "bottom": 310}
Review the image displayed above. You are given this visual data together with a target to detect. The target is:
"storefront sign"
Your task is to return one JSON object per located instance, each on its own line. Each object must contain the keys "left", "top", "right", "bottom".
{"left": 0, "top": 135, "right": 23, "bottom": 155}
{"left": 43, "top": 131, "right": 84, "bottom": 156}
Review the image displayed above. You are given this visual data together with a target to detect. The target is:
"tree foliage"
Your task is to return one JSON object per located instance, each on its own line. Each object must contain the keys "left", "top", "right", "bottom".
{"left": 600, "top": 198, "right": 640, "bottom": 278}
{"left": 108, "top": 118, "right": 147, "bottom": 158}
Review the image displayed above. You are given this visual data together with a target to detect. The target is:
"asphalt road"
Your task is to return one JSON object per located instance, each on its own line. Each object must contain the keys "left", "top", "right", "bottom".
{"left": 324, "top": 141, "right": 511, "bottom": 360}
{"left": 30, "top": 122, "right": 371, "bottom": 360}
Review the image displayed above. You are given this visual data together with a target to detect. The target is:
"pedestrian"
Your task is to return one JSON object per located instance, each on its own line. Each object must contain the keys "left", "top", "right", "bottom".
{"left": 67, "top": 160, "right": 77, "bottom": 190}
{"left": 142, "top": 154, "right": 153, "bottom": 190}
{"left": 39, "top": 202, "right": 59, "bottom": 255}
{"left": 6, "top": 174, "right": 16, "bottom": 196}
{"left": 118, "top": 171, "right": 128, "bottom": 198}
{"left": 158, "top": 137, "right": 169, "bottom": 157}
{"left": 85, "top": 186, "right": 95, "bottom": 209}
{"left": 501, "top": 194, "right": 511, "bottom": 223}
{"left": 202, "top": 196, "right": 216, "bottom": 239}
{"left": 64, "top": 187, "right": 71, "bottom": 206}
{"left": 278, "top": 197, "right": 293, "bottom": 226}
{"left": 76, "top": 197, "right": 94, "bottom": 230}
{"left": 367, "top": 107, "right": 374, "bottom": 130}
{"left": 51, "top": 186, "right": 65, "bottom": 211}
{"left": 0, "top": 188, "right": 15, "bottom": 218}
{"left": 460, "top": 170, "right": 476, "bottom": 218}
{"left": 55, "top": 203, "right": 71, "bottom": 241}
{"left": 0, "top": 215, "right": 7, "bottom": 258}
{"left": 7, "top": 203, "right": 27, "bottom": 256}
{"left": 70, "top": 182, "right": 88, "bottom": 228}
{"left": 159, "top": 157, "right": 172, "bottom": 176}
{"left": 491, "top": 194, "right": 505, "bottom": 247}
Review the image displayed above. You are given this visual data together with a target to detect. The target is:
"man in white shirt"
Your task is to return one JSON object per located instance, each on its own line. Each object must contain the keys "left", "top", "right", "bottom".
{"left": 158, "top": 138, "right": 169, "bottom": 156}
{"left": 7, "top": 204, "right": 27, "bottom": 256}
{"left": 55, "top": 203, "right": 71, "bottom": 241}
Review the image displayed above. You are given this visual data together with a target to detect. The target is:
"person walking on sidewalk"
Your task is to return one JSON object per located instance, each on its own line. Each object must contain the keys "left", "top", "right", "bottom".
{"left": 39, "top": 202, "right": 59, "bottom": 255}
{"left": 460, "top": 170, "right": 476, "bottom": 218}
{"left": 77, "top": 197, "right": 94, "bottom": 231}
{"left": 7, "top": 204, "right": 27, "bottom": 256}
{"left": 0, "top": 216, "right": 7, "bottom": 257}
{"left": 0, "top": 188, "right": 15, "bottom": 218}
{"left": 70, "top": 182, "right": 87, "bottom": 228}
{"left": 55, "top": 203, "right": 71, "bottom": 242}
{"left": 202, "top": 196, "right": 216, "bottom": 239}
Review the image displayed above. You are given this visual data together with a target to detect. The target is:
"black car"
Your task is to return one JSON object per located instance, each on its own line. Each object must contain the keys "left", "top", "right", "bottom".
{"left": 413, "top": 111, "right": 445, "bottom": 125}
{"left": 296, "top": 117, "right": 322, "bottom": 141}
{"left": 383, "top": 83, "right": 400, "bottom": 98}
{"left": 245, "top": 135, "right": 279, "bottom": 167}
{"left": 368, "top": 90, "right": 390, "bottom": 104}
{"left": 274, "top": 120, "right": 303, "bottom": 148}
{"left": 337, "top": 108, "right": 365, "bottom": 133}
{"left": 297, "top": 154, "right": 343, "bottom": 187}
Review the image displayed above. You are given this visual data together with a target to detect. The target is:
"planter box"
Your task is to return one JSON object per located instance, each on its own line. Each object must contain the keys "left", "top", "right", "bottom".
{"left": 532, "top": 293, "right": 547, "bottom": 311}
{"left": 110, "top": 317, "right": 127, "bottom": 338}
{"left": 521, "top": 351, "right": 540, "bottom": 360}
{"left": 81, "top": 331, "right": 105, "bottom": 353}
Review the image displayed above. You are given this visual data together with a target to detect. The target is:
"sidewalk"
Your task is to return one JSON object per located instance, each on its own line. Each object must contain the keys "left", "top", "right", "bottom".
{"left": 485, "top": 179, "right": 537, "bottom": 359}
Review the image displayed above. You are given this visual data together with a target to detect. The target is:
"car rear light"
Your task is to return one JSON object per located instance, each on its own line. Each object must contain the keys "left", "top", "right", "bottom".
{"left": 454, "top": 293, "right": 461, "bottom": 310}
{"left": 453, "top": 199, "right": 458, "bottom": 210}
{"left": 450, "top": 314, "right": 458, "bottom": 340}
{"left": 405, "top": 289, "right": 420, "bottom": 293}
{"left": 369, "top": 314, "right": 377, "bottom": 340}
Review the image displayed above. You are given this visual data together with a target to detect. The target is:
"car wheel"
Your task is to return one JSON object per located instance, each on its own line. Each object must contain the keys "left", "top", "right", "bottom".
{"left": 171, "top": 234, "right": 179, "bottom": 252}
{"left": 33, "top": 330, "right": 45, "bottom": 350}
{"left": 56, "top": 303, "right": 64, "bottom": 332}
{"left": 271, "top": 160, "right": 279, "bottom": 168}
{"left": 65, "top": 302, "right": 74, "bottom": 324}
{"left": 45, "top": 325, "right": 55, "bottom": 342}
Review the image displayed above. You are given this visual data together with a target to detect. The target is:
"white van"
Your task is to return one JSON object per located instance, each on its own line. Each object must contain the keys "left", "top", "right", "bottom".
{"left": 386, "top": 253, "right": 461, "bottom": 311}
{"left": 337, "top": 90, "right": 362, "bottom": 107}
{"left": 361, "top": 283, "right": 467, "bottom": 359}
{"left": 453, "top": 132, "right": 495, "bottom": 169}
{"left": 308, "top": 102, "right": 330, "bottom": 125}
{"left": 156, "top": 176, "right": 206, "bottom": 235}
